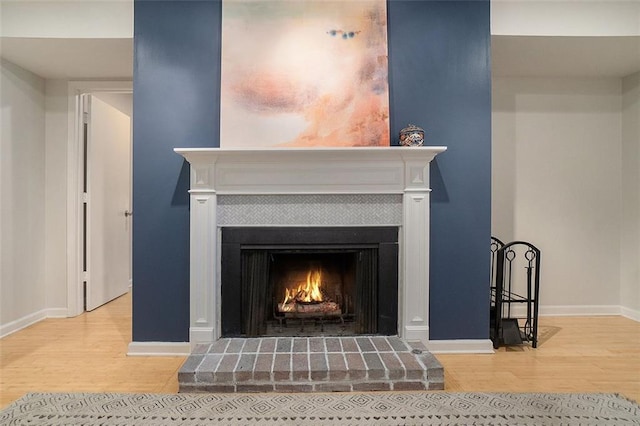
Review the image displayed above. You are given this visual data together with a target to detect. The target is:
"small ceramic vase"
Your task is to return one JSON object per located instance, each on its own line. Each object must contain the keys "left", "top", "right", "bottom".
{"left": 399, "top": 124, "right": 425, "bottom": 147}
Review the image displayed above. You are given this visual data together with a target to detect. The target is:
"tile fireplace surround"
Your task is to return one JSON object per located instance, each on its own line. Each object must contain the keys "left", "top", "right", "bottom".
{"left": 175, "top": 146, "right": 446, "bottom": 348}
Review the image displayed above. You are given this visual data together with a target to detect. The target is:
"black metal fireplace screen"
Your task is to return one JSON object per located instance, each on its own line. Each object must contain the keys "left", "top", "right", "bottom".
{"left": 221, "top": 227, "right": 398, "bottom": 337}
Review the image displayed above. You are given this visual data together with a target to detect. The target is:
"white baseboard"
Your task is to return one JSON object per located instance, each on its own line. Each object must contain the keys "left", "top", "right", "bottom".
{"left": 621, "top": 306, "right": 640, "bottom": 322}
{"left": 426, "top": 339, "right": 494, "bottom": 354}
{"left": 0, "top": 309, "right": 47, "bottom": 339}
{"left": 0, "top": 308, "right": 70, "bottom": 339}
{"left": 127, "top": 341, "right": 191, "bottom": 356}
{"left": 540, "top": 305, "right": 622, "bottom": 316}
{"left": 507, "top": 304, "right": 623, "bottom": 318}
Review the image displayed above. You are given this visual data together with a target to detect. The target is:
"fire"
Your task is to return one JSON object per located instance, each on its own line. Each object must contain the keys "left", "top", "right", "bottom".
{"left": 282, "top": 268, "right": 324, "bottom": 305}
{"left": 277, "top": 267, "right": 341, "bottom": 316}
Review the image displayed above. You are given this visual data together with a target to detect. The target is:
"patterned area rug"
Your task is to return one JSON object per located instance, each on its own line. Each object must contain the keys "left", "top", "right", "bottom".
{"left": 1, "top": 391, "right": 638, "bottom": 425}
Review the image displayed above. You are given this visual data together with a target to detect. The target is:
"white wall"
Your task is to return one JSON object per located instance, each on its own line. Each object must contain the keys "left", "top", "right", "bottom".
{"left": 0, "top": 59, "right": 47, "bottom": 334}
{"left": 621, "top": 72, "right": 640, "bottom": 319}
{"left": 44, "top": 80, "right": 71, "bottom": 311}
{"left": 493, "top": 77, "right": 623, "bottom": 311}
{"left": 94, "top": 92, "right": 132, "bottom": 118}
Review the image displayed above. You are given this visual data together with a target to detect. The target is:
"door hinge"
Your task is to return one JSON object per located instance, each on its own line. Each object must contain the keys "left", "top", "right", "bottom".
{"left": 83, "top": 111, "right": 89, "bottom": 124}
{"left": 83, "top": 271, "right": 89, "bottom": 281}
{"left": 82, "top": 192, "right": 89, "bottom": 204}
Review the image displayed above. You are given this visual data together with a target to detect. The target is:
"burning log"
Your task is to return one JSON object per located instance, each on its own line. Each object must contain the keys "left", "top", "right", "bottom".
{"left": 294, "top": 290, "right": 309, "bottom": 301}
{"left": 278, "top": 267, "right": 342, "bottom": 317}
{"left": 278, "top": 301, "right": 340, "bottom": 314}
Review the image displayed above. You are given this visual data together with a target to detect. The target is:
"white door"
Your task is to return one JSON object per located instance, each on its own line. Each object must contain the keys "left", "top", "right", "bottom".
{"left": 85, "top": 94, "right": 132, "bottom": 311}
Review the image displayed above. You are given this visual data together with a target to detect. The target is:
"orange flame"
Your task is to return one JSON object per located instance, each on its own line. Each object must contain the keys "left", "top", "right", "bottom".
{"left": 282, "top": 268, "right": 324, "bottom": 305}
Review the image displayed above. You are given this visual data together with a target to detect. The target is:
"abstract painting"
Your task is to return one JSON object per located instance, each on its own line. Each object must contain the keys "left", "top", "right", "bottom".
{"left": 220, "top": 0, "right": 389, "bottom": 148}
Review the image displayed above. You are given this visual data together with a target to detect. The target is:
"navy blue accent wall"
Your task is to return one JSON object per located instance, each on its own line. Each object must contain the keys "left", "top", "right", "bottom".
{"left": 133, "top": 0, "right": 490, "bottom": 341}
{"left": 133, "top": 0, "right": 222, "bottom": 341}
{"left": 388, "top": 1, "right": 492, "bottom": 339}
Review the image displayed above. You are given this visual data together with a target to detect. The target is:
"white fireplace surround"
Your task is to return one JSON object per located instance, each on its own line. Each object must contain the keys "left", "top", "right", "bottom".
{"left": 175, "top": 146, "right": 446, "bottom": 347}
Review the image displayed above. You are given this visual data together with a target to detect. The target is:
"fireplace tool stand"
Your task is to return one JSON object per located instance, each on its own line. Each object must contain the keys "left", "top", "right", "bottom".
{"left": 490, "top": 239, "right": 541, "bottom": 349}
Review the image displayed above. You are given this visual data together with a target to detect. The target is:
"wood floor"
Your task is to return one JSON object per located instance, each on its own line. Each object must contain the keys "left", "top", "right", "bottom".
{"left": 1, "top": 291, "right": 638, "bottom": 409}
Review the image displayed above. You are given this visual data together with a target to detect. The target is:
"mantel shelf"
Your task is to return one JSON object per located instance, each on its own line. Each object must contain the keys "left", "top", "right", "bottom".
{"left": 174, "top": 146, "right": 447, "bottom": 195}
{"left": 175, "top": 146, "right": 446, "bottom": 166}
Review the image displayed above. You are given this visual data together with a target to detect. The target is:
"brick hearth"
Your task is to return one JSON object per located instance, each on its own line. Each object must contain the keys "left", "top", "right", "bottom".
{"left": 178, "top": 336, "right": 444, "bottom": 393}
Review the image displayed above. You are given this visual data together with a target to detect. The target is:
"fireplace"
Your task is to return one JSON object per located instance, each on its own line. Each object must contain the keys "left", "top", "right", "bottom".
{"left": 174, "top": 146, "right": 446, "bottom": 347}
{"left": 221, "top": 227, "right": 398, "bottom": 338}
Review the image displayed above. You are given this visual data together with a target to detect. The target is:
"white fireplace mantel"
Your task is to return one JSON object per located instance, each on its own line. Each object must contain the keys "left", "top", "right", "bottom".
{"left": 175, "top": 146, "right": 447, "bottom": 346}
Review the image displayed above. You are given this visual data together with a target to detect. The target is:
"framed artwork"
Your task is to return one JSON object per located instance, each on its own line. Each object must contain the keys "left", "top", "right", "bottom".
{"left": 221, "top": 0, "right": 390, "bottom": 148}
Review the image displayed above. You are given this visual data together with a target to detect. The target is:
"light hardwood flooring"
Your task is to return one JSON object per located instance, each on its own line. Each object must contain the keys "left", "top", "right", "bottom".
{"left": 439, "top": 316, "right": 639, "bottom": 403}
{"left": 1, "top": 291, "right": 638, "bottom": 409}
{"left": 0, "top": 292, "right": 183, "bottom": 408}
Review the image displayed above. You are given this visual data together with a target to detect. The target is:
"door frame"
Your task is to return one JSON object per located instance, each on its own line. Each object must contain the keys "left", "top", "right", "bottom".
{"left": 66, "top": 81, "right": 133, "bottom": 317}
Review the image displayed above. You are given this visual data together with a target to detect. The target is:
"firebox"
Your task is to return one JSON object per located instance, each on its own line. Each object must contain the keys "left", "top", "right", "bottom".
{"left": 221, "top": 227, "right": 398, "bottom": 337}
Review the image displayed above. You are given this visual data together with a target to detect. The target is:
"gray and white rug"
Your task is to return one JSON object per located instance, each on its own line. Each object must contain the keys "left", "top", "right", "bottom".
{"left": 1, "top": 391, "right": 639, "bottom": 425}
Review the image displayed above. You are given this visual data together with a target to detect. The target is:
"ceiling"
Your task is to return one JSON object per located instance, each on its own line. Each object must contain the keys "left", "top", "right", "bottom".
{"left": 492, "top": 35, "right": 640, "bottom": 78}
{"left": 0, "top": 38, "right": 133, "bottom": 79}
{"left": 1, "top": 34, "right": 639, "bottom": 80}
